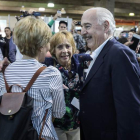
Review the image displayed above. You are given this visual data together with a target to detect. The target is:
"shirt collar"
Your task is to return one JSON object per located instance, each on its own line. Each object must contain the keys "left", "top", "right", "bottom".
{"left": 90, "top": 36, "right": 113, "bottom": 59}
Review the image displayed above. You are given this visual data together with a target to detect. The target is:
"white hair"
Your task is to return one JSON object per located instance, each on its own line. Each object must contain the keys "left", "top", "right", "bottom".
{"left": 84, "top": 7, "right": 116, "bottom": 35}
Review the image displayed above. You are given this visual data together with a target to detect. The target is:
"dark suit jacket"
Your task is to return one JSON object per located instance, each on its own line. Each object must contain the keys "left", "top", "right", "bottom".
{"left": 8, "top": 37, "right": 16, "bottom": 63}
{"left": 80, "top": 38, "right": 140, "bottom": 140}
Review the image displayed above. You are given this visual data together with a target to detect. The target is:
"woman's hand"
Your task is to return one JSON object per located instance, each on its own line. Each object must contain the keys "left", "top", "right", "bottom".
{"left": 0, "top": 57, "right": 10, "bottom": 71}
{"left": 63, "top": 84, "right": 69, "bottom": 89}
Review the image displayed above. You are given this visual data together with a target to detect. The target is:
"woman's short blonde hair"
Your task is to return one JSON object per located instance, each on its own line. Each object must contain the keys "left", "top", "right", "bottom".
{"left": 13, "top": 16, "right": 52, "bottom": 57}
{"left": 50, "top": 31, "right": 76, "bottom": 57}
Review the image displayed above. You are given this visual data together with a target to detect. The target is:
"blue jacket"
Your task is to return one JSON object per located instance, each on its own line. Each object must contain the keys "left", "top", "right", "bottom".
{"left": 9, "top": 37, "right": 16, "bottom": 63}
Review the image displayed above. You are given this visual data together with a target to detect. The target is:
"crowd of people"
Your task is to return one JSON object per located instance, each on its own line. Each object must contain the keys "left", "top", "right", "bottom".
{"left": 0, "top": 7, "right": 140, "bottom": 140}
{"left": 117, "top": 29, "right": 140, "bottom": 65}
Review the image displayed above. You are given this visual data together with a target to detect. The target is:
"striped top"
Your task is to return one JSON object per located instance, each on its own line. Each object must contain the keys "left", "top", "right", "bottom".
{"left": 0, "top": 59, "right": 66, "bottom": 140}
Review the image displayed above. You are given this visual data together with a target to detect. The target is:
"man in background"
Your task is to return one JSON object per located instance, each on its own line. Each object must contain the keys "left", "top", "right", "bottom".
{"left": 3, "top": 27, "right": 11, "bottom": 61}
{"left": 71, "top": 21, "right": 86, "bottom": 53}
{"left": 58, "top": 21, "right": 68, "bottom": 31}
{"left": 4, "top": 27, "right": 16, "bottom": 62}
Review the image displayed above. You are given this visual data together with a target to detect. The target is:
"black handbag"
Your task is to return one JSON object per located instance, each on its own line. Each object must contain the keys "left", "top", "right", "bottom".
{"left": 0, "top": 66, "right": 48, "bottom": 140}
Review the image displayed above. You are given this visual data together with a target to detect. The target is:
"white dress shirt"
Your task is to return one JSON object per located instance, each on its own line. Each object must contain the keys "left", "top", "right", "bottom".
{"left": 86, "top": 37, "right": 112, "bottom": 78}
{"left": 16, "top": 45, "right": 23, "bottom": 60}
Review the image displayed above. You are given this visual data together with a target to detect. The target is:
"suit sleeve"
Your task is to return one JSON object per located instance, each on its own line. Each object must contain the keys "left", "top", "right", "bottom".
{"left": 9, "top": 38, "right": 16, "bottom": 63}
{"left": 111, "top": 47, "right": 140, "bottom": 140}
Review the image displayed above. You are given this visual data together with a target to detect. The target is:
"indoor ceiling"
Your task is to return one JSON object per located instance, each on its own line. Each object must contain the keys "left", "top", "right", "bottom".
{"left": 0, "top": 0, "right": 140, "bottom": 21}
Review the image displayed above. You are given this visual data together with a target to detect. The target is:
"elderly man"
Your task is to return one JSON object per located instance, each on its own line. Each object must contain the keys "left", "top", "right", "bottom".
{"left": 80, "top": 7, "right": 140, "bottom": 140}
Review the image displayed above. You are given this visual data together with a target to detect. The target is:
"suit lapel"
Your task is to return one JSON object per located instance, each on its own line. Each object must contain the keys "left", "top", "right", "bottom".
{"left": 81, "top": 38, "right": 116, "bottom": 90}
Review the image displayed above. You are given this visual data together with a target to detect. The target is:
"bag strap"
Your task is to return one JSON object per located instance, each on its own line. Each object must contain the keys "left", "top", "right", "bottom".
{"left": 3, "top": 76, "right": 9, "bottom": 92}
{"left": 25, "top": 66, "right": 48, "bottom": 139}
{"left": 3, "top": 66, "right": 46, "bottom": 92}
{"left": 3, "top": 65, "right": 48, "bottom": 139}
{"left": 2, "top": 65, "right": 9, "bottom": 92}
{"left": 24, "top": 66, "right": 46, "bottom": 92}
{"left": 39, "top": 110, "right": 48, "bottom": 140}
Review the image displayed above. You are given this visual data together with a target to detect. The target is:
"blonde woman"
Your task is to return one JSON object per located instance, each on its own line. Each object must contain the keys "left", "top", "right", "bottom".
{"left": 44, "top": 31, "right": 92, "bottom": 140}
{"left": 0, "top": 16, "right": 65, "bottom": 140}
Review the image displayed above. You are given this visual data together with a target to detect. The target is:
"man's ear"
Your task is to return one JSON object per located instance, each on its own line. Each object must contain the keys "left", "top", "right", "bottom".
{"left": 104, "top": 21, "right": 109, "bottom": 33}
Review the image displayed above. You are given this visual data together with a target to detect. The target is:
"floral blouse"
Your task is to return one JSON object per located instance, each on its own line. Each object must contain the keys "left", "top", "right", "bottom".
{"left": 44, "top": 54, "right": 92, "bottom": 131}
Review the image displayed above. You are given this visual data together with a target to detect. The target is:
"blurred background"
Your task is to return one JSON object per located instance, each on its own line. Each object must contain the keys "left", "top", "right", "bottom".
{"left": 0, "top": 0, "right": 140, "bottom": 37}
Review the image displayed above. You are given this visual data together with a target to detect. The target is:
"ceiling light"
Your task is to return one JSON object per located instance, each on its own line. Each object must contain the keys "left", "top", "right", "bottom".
{"left": 48, "top": 3, "right": 54, "bottom": 7}
{"left": 39, "top": 8, "right": 45, "bottom": 11}
{"left": 129, "top": 13, "right": 135, "bottom": 16}
{"left": 61, "top": 8, "right": 66, "bottom": 14}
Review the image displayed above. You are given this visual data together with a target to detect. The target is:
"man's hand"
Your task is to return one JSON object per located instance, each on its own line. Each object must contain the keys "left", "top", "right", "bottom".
{"left": 28, "top": 9, "right": 36, "bottom": 14}
{"left": 136, "top": 46, "right": 140, "bottom": 53}
{"left": 53, "top": 13, "right": 61, "bottom": 21}
{"left": 136, "top": 46, "right": 140, "bottom": 62}
{"left": 71, "top": 20, "right": 77, "bottom": 28}
{"left": 0, "top": 57, "right": 10, "bottom": 71}
{"left": 124, "top": 41, "right": 133, "bottom": 46}
{"left": 73, "top": 20, "right": 78, "bottom": 25}
{"left": 71, "top": 20, "right": 77, "bottom": 34}
{"left": 137, "top": 57, "right": 140, "bottom": 62}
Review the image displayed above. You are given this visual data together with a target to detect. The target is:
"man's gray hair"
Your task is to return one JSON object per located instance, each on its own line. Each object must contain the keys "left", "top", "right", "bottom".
{"left": 85, "top": 7, "right": 116, "bottom": 35}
